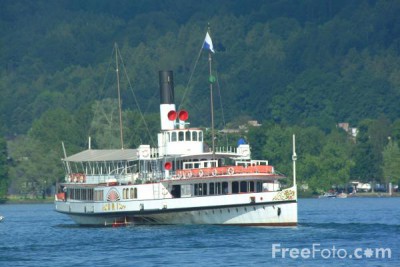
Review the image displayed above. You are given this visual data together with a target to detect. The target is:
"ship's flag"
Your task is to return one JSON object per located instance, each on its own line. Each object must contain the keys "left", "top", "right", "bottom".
{"left": 203, "top": 32, "right": 215, "bottom": 53}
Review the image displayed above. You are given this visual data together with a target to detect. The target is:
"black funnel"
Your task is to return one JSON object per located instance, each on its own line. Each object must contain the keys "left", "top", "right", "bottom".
{"left": 159, "top": 70, "right": 174, "bottom": 104}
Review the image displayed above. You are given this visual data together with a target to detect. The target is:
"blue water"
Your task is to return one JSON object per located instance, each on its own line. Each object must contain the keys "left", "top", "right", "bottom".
{"left": 0, "top": 198, "right": 399, "bottom": 266}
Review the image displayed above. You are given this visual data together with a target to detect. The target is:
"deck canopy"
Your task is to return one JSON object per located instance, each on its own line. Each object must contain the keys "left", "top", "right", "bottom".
{"left": 63, "top": 149, "right": 138, "bottom": 162}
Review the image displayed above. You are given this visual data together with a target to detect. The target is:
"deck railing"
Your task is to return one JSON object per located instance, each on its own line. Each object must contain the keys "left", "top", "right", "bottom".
{"left": 174, "top": 165, "right": 274, "bottom": 179}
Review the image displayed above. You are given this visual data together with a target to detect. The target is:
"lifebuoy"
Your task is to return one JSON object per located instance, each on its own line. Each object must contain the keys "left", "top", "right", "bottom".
{"left": 198, "top": 170, "right": 204, "bottom": 177}
{"left": 227, "top": 167, "right": 234, "bottom": 175}
{"left": 212, "top": 169, "right": 217, "bottom": 176}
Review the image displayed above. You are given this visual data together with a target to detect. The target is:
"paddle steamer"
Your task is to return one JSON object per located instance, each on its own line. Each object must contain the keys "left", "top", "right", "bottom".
{"left": 55, "top": 33, "right": 298, "bottom": 226}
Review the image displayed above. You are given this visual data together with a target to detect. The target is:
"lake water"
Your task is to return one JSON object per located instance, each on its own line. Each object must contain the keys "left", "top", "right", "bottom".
{"left": 0, "top": 198, "right": 399, "bottom": 266}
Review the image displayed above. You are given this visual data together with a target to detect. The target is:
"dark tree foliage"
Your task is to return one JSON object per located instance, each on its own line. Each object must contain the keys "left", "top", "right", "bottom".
{"left": 1, "top": 0, "right": 400, "bottom": 195}
{"left": 0, "top": 136, "right": 9, "bottom": 201}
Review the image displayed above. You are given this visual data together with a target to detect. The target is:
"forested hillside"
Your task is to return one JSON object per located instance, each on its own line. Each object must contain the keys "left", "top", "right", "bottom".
{"left": 1, "top": 0, "right": 400, "bottom": 198}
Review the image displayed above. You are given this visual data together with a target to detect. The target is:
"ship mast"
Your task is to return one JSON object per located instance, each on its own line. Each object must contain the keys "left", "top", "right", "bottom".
{"left": 292, "top": 134, "right": 297, "bottom": 188}
{"left": 207, "top": 27, "right": 216, "bottom": 157}
{"left": 115, "top": 43, "right": 124, "bottom": 149}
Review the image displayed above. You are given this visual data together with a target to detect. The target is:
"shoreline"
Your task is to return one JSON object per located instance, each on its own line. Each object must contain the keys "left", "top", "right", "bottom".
{"left": 1, "top": 192, "right": 399, "bottom": 204}
{"left": 1, "top": 196, "right": 54, "bottom": 204}
{"left": 299, "top": 192, "right": 400, "bottom": 198}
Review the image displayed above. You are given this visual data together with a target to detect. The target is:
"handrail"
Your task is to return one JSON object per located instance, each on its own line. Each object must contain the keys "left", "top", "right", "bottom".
{"left": 174, "top": 165, "right": 274, "bottom": 179}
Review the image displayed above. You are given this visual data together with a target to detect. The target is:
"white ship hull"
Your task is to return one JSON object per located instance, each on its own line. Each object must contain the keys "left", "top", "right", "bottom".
{"left": 55, "top": 187, "right": 297, "bottom": 226}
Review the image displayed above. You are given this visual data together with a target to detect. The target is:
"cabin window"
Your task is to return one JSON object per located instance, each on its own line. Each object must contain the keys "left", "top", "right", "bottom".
{"left": 232, "top": 182, "right": 239, "bottom": 194}
{"left": 199, "top": 131, "right": 203, "bottom": 141}
{"left": 134, "top": 188, "right": 138, "bottom": 199}
{"left": 130, "top": 188, "right": 134, "bottom": 199}
{"left": 216, "top": 182, "right": 221, "bottom": 194}
{"left": 181, "top": 184, "right": 191, "bottom": 197}
{"left": 171, "top": 132, "right": 177, "bottom": 142}
{"left": 194, "top": 183, "right": 208, "bottom": 196}
{"left": 202, "top": 183, "right": 207, "bottom": 195}
{"left": 256, "top": 182, "right": 262, "bottom": 192}
{"left": 249, "top": 181, "right": 255, "bottom": 192}
{"left": 184, "top": 163, "right": 193, "bottom": 169}
{"left": 179, "top": 131, "right": 184, "bottom": 141}
{"left": 186, "top": 131, "right": 191, "bottom": 141}
{"left": 240, "top": 181, "right": 247, "bottom": 193}
{"left": 167, "top": 132, "right": 170, "bottom": 142}
{"left": 209, "top": 183, "right": 215, "bottom": 195}
{"left": 94, "top": 190, "right": 103, "bottom": 201}
{"left": 199, "top": 183, "right": 204, "bottom": 195}
{"left": 192, "top": 131, "right": 197, "bottom": 141}
{"left": 222, "top": 182, "right": 228, "bottom": 194}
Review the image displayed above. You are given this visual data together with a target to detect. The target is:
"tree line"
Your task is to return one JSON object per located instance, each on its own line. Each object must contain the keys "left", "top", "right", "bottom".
{"left": 1, "top": 0, "right": 400, "bottom": 199}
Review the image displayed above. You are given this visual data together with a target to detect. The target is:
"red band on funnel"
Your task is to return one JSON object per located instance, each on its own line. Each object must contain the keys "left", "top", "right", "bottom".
{"left": 178, "top": 110, "right": 189, "bottom": 121}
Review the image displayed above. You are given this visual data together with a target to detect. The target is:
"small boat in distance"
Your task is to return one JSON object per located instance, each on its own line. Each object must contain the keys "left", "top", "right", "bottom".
{"left": 0, "top": 215, "right": 4, "bottom": 222}
{"left": 318, "top": 192, "right": 337, "bottom": 198}
{"left": 54, "top": 31, "right": 298, "bottom": 226}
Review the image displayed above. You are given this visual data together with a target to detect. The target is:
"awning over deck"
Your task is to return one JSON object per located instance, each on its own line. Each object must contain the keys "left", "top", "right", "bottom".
{"left": 63, "top": 149, "right": 138, "bottom": 162}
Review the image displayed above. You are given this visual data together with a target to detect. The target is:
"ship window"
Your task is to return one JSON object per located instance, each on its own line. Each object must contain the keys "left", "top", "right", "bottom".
{"left": 130, "top": 188, "right": 134, "bottom": 199}
{"left": 209, "top": 183, "right": 215, "bottom": 195}
{"left": 222, "top": 182, "right": 228, "bottom": 194}
{"left": 179, "top": 131, "right": 184, "bottom": 141}
{"left": 202, "top": 183, "right": 207, "bottom": 195}
{"left": 194, "top": 183, "right": 208, "bottom": 196}
{"left": 232, "top": 182, "right": 239, "bottom": 194}
{"left": 171, "top": 132, "right": 177, "bottom": 142}
{"left": 94, "top": 190, "right": 103, "bottom": 201}
{"left": 240, "top": 181, "right": 247, "bottom": 193}
{"left": 192, "top": 131, "right": 197, "bottom": 141}
{"left": 186, "top": 131, "right": 191, "bottom": 141}
{"left": 88, "top": 189, "right": 94, "bottom": 201}
{"left": 249, "top": 181, "right": 255, "bottom": 192}
{"left": 199, "top": 131, "right": 203, "bottom": 141}
{"left": 256, "top": 182, "right": 262, "bottom": 192}
{"left": 216, "top": 182, "right": 221, "bottom": 194}
{"left": 167, "top": 132, "right": 170, "bottom": 142}
{"left": 134, "top": 188, "right": 138, "bottom": 199}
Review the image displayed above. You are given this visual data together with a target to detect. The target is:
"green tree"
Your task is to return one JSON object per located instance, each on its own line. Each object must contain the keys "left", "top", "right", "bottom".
{"left": 382, "top": 139, "right": 400, "bottom": 186}
{"left": 8, "top": 136, "right": 60, "bottom": 198}
{"left": 0, "top": 136, "right": 8, "bottom": 202}
{"left": 351, "top": 119, "right": 379, "bottom": 182}
{"left": 89, "top": 98, "right": 124, "bottom": 149}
